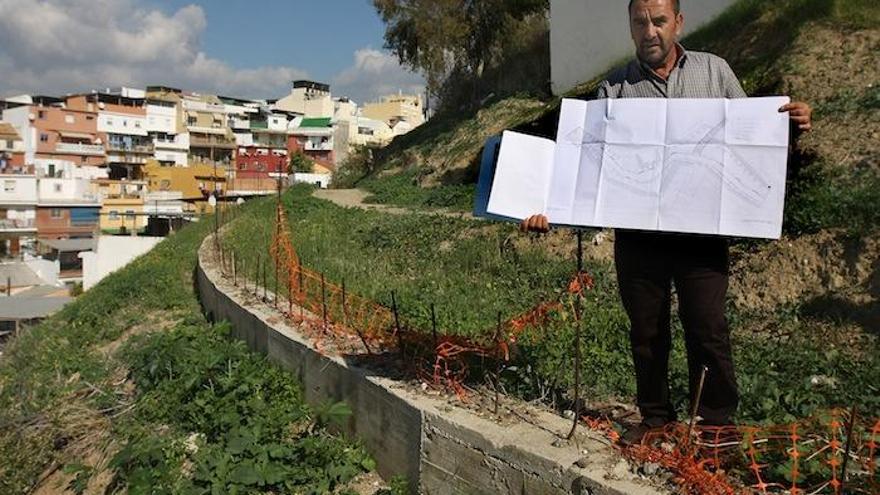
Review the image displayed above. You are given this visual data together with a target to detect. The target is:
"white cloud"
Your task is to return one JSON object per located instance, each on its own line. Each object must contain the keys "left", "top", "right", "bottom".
{"left": 331, "top": 48, "right": 425, "bottom": 104}
{"left": 0, "top": 0, "right": 307, "bottom": 99}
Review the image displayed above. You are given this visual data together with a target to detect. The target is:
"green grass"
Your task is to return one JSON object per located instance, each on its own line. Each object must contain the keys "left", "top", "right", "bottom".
{"left": 360, "top": 170, "right": 476, "bottom": 212}
{"left": 223, "top": 185, "right": 880, "bottom": 424}
{"left": 0, "top": 217, "right": 377, "bottom": 494}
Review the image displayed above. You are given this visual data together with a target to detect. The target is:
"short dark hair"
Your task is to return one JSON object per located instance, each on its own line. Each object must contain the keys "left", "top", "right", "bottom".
{"left": 628, "top": 0, "right": 681, "bottom": 15}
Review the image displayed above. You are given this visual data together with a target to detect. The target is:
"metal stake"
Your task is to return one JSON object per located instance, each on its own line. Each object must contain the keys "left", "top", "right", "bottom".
{"left": 431, "top": 303, "right": 439, "bottom": 349}
{"left": 320, "top": 273, "right": 328, "bottom": 329}
{"left": 391, "top": 291, "right": 404, "bottom": 357}
{"left": 232, "top": 251, "right": 237, "bottom": 286}
{"left": 840, "top": 405, "right": 858, "bottom": 493}
{"left": 494, "top": 311, "right": 502, "bottom": 416}
{"left": 687, "top": 365, "right": 710, "bottom": 447}
{"left": 567, "top": 230, "right": 584, "bottom": 440}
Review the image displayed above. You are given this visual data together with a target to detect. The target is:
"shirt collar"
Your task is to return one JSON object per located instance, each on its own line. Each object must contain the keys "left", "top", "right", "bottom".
{"left": 638, "top": 43, "right": 688, "bottom": 81}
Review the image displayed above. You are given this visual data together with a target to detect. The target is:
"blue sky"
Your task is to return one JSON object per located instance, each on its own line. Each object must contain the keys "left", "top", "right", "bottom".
{"left": 146, "top": 0, "right": 390, "bottom": 81}
{"left": 0, "top": 0, "right": 424, "bottom": 103}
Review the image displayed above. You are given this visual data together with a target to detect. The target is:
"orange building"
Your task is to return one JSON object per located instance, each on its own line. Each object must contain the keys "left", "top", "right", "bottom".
{"left": 2, "top": 96, "right": 105, "bottom": 167}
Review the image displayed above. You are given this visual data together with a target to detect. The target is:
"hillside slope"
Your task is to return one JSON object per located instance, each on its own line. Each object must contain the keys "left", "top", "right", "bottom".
{"left": 0, "top": 219, "right": 386, "bottom": 494}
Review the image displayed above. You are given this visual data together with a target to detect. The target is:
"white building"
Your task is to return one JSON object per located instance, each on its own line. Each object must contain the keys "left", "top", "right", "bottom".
{"left": 0, "top": 173, "right": 38, "bottom": 257}
{"left": 146, "top": 98, "right": 188, "bottom": 166}
{"left": 274, "top": 80, "right": 334, "bottom": 118}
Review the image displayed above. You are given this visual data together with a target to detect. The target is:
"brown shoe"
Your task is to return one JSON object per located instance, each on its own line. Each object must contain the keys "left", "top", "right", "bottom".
{"left": 620, "top": 422, "right": 658, "bottom": 446}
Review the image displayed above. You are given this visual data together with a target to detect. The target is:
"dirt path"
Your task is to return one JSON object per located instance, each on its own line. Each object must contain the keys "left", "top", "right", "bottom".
{"left": 312, "top": 188, "right": 475, "bottom": 219}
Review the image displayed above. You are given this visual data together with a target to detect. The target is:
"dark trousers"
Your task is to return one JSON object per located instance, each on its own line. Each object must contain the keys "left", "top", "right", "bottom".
{"left": 614, "top": 230, "right": 738, "bottom": 426}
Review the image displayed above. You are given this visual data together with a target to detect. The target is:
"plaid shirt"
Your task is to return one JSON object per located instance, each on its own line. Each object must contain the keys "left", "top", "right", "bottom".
{"left": 597, "top": 46, "right": 747, "bottom": 100}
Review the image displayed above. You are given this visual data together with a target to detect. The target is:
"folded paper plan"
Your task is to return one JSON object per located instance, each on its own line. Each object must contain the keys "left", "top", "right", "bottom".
{"left": 485, "top": 97, "right": 791, "bottom": 239}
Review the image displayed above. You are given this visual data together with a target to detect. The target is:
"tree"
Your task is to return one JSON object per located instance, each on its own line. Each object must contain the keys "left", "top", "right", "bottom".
{"left": 373, "top": 0, "right": 548, "bottom": 109}
{"left": 289, "top": 152, "right": 313, "bottom": 174}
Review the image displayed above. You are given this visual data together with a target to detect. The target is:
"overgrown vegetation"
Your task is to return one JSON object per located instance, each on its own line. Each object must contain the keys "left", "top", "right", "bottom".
{"left": 223, "top": 185, "right": 880, "bottom": 424}
{"left": 0, "top": 218, "right": 379, "bottom": 494}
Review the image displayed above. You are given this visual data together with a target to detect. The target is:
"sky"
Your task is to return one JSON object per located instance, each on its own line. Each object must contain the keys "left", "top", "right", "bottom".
{"left": 0, "top": 0, "right": 425, "bottom": 104}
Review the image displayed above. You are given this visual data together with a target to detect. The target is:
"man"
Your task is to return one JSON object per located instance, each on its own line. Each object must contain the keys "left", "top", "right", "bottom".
{"left": 520, "top": 0, "right": 812, "bottom": 441}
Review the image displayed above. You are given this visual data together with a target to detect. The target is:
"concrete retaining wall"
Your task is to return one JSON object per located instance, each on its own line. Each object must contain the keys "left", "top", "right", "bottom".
{"left": 196, "top": 236, "right": 666, "bottom": 495}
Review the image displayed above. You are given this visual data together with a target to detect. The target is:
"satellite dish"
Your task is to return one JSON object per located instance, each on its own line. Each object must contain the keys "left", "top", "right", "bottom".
{"left": 236, "top": 197, "right": 244, "bottom": 205}
{"left": 208, "top": 195, "right": 217, "bottom": 207}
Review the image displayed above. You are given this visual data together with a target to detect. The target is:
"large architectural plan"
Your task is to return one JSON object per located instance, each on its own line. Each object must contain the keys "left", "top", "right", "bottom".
{"left": 486, "top": 97, "right": 791, "bottom": 239}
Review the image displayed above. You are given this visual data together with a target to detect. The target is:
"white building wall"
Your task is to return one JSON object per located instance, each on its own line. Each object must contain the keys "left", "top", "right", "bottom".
{"left": 38, "top": 178, "right": 96, "bottom": 202}
{"left": 0, "top": 175, "right": 37, "bottom": 204}
{"left": 145, "top": 104, "right": 177, "bottom": 134}
{"left": 2, "top": 107, "right": 36, "bottom": 164}
{"left": 80, "top": 235, "right": 162, "bottom": 290}
{"left": 550, "top": 0, "right": 737, "bottom": 94}
{"left": 98, "top": 112, "right": 148, "bottom": 136}
{"left": 293, "top": 173, "right": 331, "bottom": 189}
{"left": 23, "top": 256, "right": 61, "bottom": 286}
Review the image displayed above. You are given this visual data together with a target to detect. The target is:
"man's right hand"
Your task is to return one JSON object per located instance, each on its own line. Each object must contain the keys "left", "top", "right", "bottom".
{"left": 519, "top": 214, "right": 550, "bottom": 233}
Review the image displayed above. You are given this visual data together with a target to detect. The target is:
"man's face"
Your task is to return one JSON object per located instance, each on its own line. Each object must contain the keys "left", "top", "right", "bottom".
{"left": 629, "top": 0, "right": 684, "bottom": 68}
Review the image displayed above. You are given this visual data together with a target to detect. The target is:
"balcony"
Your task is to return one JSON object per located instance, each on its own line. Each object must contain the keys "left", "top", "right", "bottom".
{"left": 55, "top": 142, "right": 105, "bottom": 156}
{"left": 154, "top": 138, "right": 188, "bottom": 150}
{"left": 107, "top": 154, "right": 148, "bottom": 165}
{"left": 190, "top": 135, "right": 236, "bottom": 149}
{"left": 107, "top": 143, "right": 154, "bottom": 154}
{"left": 0, "top": 218, "right": 36, "bottom": 231}
{"left": 304, "top": 140, "right": 333, "bottom": 151}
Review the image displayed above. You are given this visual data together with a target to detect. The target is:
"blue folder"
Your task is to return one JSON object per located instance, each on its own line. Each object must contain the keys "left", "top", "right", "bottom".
{"left": 472, "top": 135, "right": 521, "bottom": 223}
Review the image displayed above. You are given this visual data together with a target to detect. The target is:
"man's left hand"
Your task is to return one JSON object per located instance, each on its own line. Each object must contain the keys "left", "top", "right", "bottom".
{"left": 779, "top": 101, "right": 813, "bottom": 132}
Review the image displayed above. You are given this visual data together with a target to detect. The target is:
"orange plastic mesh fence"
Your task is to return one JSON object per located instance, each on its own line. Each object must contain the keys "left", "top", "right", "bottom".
{"left": 215, "top": 201, "right": 879, "bottom": 495}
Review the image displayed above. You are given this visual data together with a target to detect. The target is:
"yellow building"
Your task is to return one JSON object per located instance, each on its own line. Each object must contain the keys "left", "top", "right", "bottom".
{"left": 92, "top": 179, "right": 148, "bottom": 233}
{"left": 142, "top": 161, "right": 226, "bottom": 213}
{"left": 101, "top": 197, "right": 146, "bottom": 233}
{"left": 362, "top": 93, "right": 425, "bottom": 130}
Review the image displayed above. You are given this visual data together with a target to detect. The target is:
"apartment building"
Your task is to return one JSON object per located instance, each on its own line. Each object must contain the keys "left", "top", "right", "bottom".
{"left": 144, "top": 88, "right": 188, "bottom": 167}
{"left": 0, "top": 171, "right": 37, "bottom": 257}
{"left": 182, "top": 93, "right": 236, "bottom": 170}
{"left": 0, "top": 122, "right": 26, "bottom": 171}
{"left": 274, "top": 80, "right": 334, "bottom": 118}
{"left": 289, "top": 117, "right": 334, "bottom": 169}
{"left": 2, "top": 96, "right": 105, "bottom": 167}
{"left": 93, "top": 179, "right": 147, "bottom": 233}
{"left": 362, "top": 93, "right": 426, "bottom": 130}
{"left": 66, "top": 91, "right": 154, "bottom": 180}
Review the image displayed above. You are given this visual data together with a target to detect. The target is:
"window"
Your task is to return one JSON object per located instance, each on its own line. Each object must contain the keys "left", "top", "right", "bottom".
{"left": 65, "top": 114, "right": 75, "bottom": 124}
{"left": 4, "top": 180, "right": 15, "bottom": 192}
{"left": 107, "top": 118, "right": 114, "bottom": 126}
{"left": 81, "top": 156, "right": 87, "bottom": 163}
{"left": 86, "top": 115, "right": 94, "bottom": 121}
{"left": 134, "top": 121, "right": 141, "bottom": 129}
{"left": 122, "top": 120, "right": 128, "bottom": 127}
{"left": 187, "top": 116, "right": 197, "bottom": 125}
{"left": 51, "top": 208, "right": 62, "bottom": 218}
{"left": 40, "top": 133, "right": 49, "bottom": 143}
{"left": 48, "top": 164, "right": 55, "bottom": 177}
{"left": 54, "top": 183, "right": 62, "bottom": 193}
{"left": 109, "top": 211, "right": 118, "bottom": 220}
{"left": 38, "top": 110, "right": 46, "bottom": 119}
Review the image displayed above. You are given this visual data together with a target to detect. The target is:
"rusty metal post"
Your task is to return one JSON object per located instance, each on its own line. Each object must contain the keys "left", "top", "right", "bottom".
{"left": 840, "top": 404, "right": 858, "bottom": 492}
{"left": 262, "top": 255, "right": 268, "bottom": 302}
{"left": 298, "top": 266, "right": 305, "bottom": 320}
{"left": 254, "top": 256, "right": 260, "bottom": 297}
{"left": 494, "top": 311, "right": 502, "bottom": 415}
{"left": 567, "top": 230, "right": 584, "bottom": 440}
{"left": 232, "top": 251, "right": 237, "bottom": 286}
{"left": 686, "top": 365, "right": 710, "bottom": 447}
{"left": 391, "top": 291, "right": 404, "bottom": 357}
{"left": 431, "top": 303, "right": 438, "bottom": 349}
{"left": 320, "top": 273, "right": 328, "bottom": 330}
{"left": 6, "top": 276, "right": 10, "bottom": 296}
{"left": 288, "top": 269, "right": 293, "bottom": 315}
